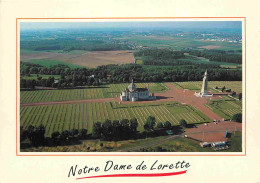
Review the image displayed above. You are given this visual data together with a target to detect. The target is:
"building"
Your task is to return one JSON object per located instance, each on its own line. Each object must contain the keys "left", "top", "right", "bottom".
{"left": 195, "top": 70, "right": 213, "bottom": 97}
{"left": 120, "top": 80, "right": 156, "bottom": 102}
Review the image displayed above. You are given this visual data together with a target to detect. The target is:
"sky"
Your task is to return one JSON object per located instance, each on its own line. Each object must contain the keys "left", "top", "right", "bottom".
{"left": 20, "top": 21, "right": 242, "bottom": 31}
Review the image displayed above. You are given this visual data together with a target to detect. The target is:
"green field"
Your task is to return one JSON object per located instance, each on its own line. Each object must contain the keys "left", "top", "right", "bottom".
{"left": 20, "top": 83, "right": 168, "bottom": 103}
{"left": 20, "top": 101, "right": 210, "bottom": 137}
{"left": 22, "top": 59, "right": 82, "bottom": 68}
{"left": 204, "top": 96, "right": 242, "bottom": 120}
{"left": 172, "top": 81, "right": 242, "bottom": 93}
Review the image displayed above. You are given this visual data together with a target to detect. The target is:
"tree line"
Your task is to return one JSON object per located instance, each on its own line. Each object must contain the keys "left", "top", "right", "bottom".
{"left": 20, "top": 62, "right": 242, "bottom": 89}
{"left": 188, "top": 50, "right": 242, "bottom": 64}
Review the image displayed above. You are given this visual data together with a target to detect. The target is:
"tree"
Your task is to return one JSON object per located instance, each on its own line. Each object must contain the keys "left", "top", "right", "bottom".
{"left": 51, "top": 131, "right": 60, "bottom": 145}
{"left": 51, "top": 131, "right": 60, "bottom": 140}
{"left": 69, "top": 129, "right": 79, "bottom": 137}
{"left": 157, "top": 122, "right": 163, "bottom": 128}
{"left": 60, "top": 130, "right": 70, "bottom": 140}
{"left": 164, "top": 121, "right": 172, "bottom": 129}
{"left": 102, "top": 120, "right": 113, "bottom": 140}
{"left": 27, "top": 125, "right": 46, "bottom": 146}
{"left": 179, "top": 119, "right": 187, "bottom": 127}
{"left": 112, "top": 120, "right": 121, "bottom": 140}
{"left": 239, "top": 93, "right": 242, "bottom": 100}
{"left": 232, "top": 113, "right": 242, "bottom": 122}
{"left": 78, "top": 129, "right": 87, "bottom": 139}
{"left": 130, "top": 118, "right": 138, "bottom": 133}
{"left": 20, "top": 127, "right": 27, "bottom": 141}
{"left": 92, "top": 122, "right": 102, "bottom": 138}
{"left": 120, "top": 119, "right": 131, "bottom": 139}
{"left": 144, "top": 116, "right": 156, "bottom": 131}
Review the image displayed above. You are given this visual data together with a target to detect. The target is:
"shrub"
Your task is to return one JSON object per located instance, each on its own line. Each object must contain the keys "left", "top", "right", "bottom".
{"left": 179, "top": 119, "right": 187, "bottom": 127}
{"left": 232, "top": 113, "right": 242, "bottom": 122}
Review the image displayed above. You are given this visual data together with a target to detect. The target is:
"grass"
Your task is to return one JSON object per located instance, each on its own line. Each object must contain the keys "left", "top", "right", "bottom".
{"left": 20, "top": 82, "right": 168, "bottom": 103}
{"left": 204, "top": 96, "right": 242, "bottom": 120}
{"left": 226, "top": 131, "right": 242, "bottom": 152}
{"left": 171, "top": 81, "right": 242, "bottom": 93}
{"left": 22, "top": 59, "right": 82, "bottom": 68}
{"left": 20, "top": 101, "right": 210, "bottom": 137}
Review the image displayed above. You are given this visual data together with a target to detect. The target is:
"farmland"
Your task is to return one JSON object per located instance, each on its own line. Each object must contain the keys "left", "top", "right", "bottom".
{"left": 20, "top": 83, "right": 168, "bottom": 103}
{"left": 20, "top": 101, "right": 210, "bottom": 137}
{"left": 172, "top": 81, "right": 242, "bottom": 93}
{"left": 21, "top": 50, "right": 134, "bottom": 68}
{"left": 204, "top": 96, "right": 242, "bottom": 119}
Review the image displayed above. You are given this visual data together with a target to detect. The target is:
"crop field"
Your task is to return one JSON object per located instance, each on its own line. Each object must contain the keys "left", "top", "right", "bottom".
{"left": 20, "top": 101, "right": 210, "bottom": 137}
{"left": 172, "top": 81, "right": 242, "bottom": 93}
{"left": 204, "top": 96, "right": 242, "bottom": 119}
{"left": 20, "top": 83, "right": 168, "bottom": 103}
{"left": 21, "top": 50, "right": 134, "bottom": 68}
{"left": 22, "top": 59, "right": 82, "bottom": 68}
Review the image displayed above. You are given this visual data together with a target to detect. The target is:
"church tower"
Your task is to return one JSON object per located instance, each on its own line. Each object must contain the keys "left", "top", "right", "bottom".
{"left": 201, "top": 70, "right": 208, "bottom": 95}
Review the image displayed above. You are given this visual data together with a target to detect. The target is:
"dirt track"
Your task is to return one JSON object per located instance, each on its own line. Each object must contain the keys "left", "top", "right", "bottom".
{"left": 21, "top": 83, "right": 222, "bottom": 120}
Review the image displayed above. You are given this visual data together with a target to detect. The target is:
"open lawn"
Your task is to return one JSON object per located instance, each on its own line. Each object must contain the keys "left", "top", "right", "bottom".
{"left": 20, "top": 83, "right": 168, "bottom": 103}
{"left": 172, "top": 81, "right": 242, "bottom": 93}
{"left": 20, "top": 101, "right": 210, "bottom": 137}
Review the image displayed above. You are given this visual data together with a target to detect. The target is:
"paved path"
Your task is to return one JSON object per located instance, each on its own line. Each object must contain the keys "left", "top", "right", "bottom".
{"left": 21, "top": 83, "right": 222, "bottom": 120}
{"left": 163, "top": 83, "right": 222, "bottom": 120}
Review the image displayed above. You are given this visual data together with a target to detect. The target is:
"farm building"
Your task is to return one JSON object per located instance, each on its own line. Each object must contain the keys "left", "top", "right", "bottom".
{"left": 120, "top": 80, "right": 156, "bottom": 102}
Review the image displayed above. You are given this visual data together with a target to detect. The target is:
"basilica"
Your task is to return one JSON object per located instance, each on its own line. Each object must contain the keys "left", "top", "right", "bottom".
{"left": 120, "top": 80, "right": 155, "bottom": 102}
